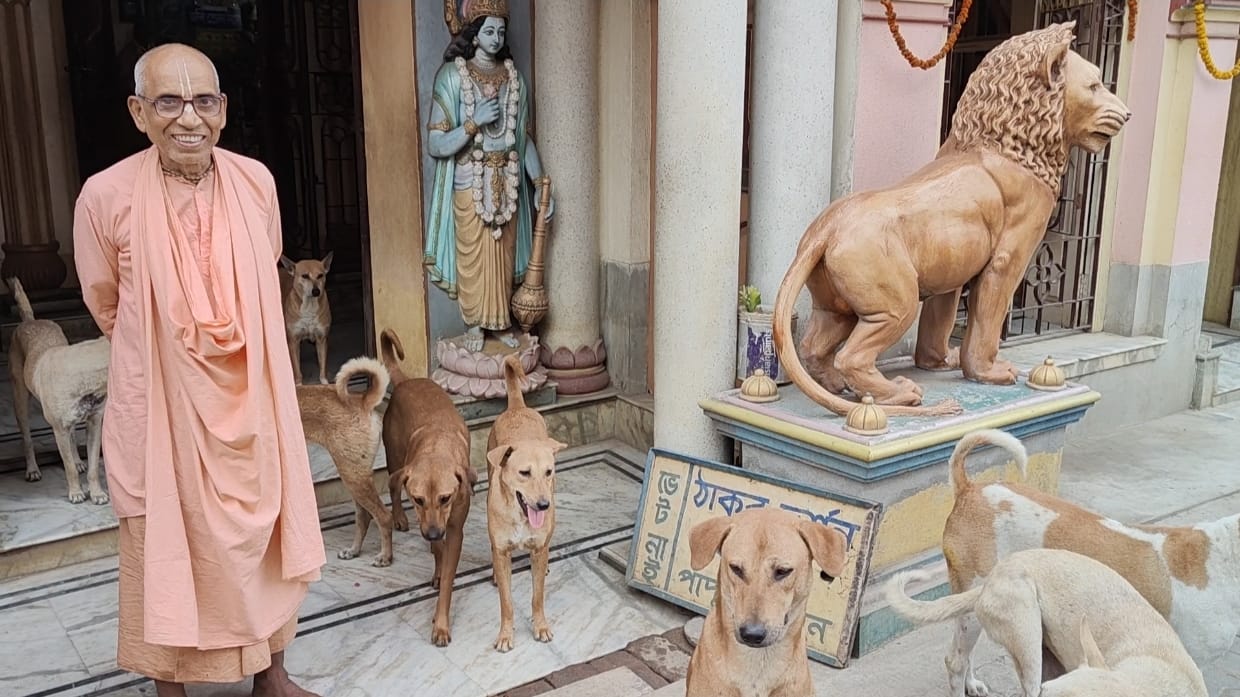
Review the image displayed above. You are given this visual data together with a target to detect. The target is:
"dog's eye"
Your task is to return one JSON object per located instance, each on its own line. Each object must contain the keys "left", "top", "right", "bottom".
{"left": 773, "top": 566, "right": 793, "bottom": 581}
{"left": 544, "top": 469, "right": 552, "bottom": 477}
{"left": 439, "top": 494, "right": 451, "bottom": 505}
{"left": 302, "top": 273, "right": 310, "bottom": 279}
{"left": 728, "top": 563, "right": 745, "bottom": 580}
{"left": 413, "top": 497, "right": 425, "bottom": 507}
{"left": 519, "top": 469, "right": 531, "bottom": 477}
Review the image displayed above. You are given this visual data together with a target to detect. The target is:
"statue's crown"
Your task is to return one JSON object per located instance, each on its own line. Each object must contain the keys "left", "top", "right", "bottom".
{"left": 465, "top": 0, "right": 508, "bottom": 24}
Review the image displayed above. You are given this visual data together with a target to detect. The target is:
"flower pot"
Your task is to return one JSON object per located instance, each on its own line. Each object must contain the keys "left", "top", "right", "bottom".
{"left": 737, "top": 305, "right": 796, "bottom": 386}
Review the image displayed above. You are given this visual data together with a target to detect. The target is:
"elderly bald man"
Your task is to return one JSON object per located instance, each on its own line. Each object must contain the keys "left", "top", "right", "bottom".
{"left": 73, "top": 43, "right": 325, "bottom": 697}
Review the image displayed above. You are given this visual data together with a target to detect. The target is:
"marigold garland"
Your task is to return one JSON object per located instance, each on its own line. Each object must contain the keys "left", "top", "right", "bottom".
{"left": 1127, "top": 0, "right": 1139, "bottom": 41}
{"left": 881, "top": 0, "right": 974, "bottom": 69}
{"left": 1194, "top": 0, "right": 1240, "bottom": 79}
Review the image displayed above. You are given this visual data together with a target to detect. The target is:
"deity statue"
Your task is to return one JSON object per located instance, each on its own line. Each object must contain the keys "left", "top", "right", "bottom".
{"left": 425, "top": 0, "right": 554, "bottom": 354}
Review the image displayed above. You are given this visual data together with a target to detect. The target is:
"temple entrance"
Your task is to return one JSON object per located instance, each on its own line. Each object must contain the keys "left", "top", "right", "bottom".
{"left": 942, "top": 0, "right": 1125, "bottom": 343}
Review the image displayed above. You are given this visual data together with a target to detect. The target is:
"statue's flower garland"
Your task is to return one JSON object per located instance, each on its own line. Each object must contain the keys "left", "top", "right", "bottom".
{"left": 457, "top": 57, "right": 521, "bottom": 238}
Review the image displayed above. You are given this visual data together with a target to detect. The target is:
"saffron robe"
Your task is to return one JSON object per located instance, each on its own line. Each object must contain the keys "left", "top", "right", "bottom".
{"left": 73, "top": 146, "right": 325, "bottom": 649}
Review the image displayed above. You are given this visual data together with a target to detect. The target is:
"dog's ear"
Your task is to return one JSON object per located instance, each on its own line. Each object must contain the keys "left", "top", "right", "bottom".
{"left": 279, "top": 255, "right": 295, "bottom": 275}
{"left": 1077, "top": 619, "right": 1109, "bottom": 670}
{"left": 456, "top": 463, "right": 479, "bottom": 488}
{"left": 689, "top": 515, "right": 733, "bottom": 571}
{"left": 390, "top": 467, "right": 409, "bottom": 493}
{"left": 322, "top": 251, "right": 334, "bottom": 272}
{"left": 544, "top": 438, "right": 568, "bottom": 454}
{"left": 798, "top": 521, "right": 848, "bottom": 583}
{"left": 487, "top": 444, "right": 513, "bottom": 471}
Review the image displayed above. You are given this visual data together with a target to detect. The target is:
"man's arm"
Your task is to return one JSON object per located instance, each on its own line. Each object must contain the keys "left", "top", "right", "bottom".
{"left": 72, "top": 194, "right": 119, "bottom": 339}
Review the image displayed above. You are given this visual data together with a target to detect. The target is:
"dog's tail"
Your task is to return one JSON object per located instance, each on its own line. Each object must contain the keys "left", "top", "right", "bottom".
{"left": 379, "top": 329, "right": 408, "bottom": 384}
{"left": 884, "top": 569, "right": 982, "bottom": 625}
{"left": 334, "top": 356, "right": 390, "bottom": 413}
{"left": 502, "top": 354, "right": 527, "bottom": 411}
{"left": 949, "top": 428, "right": 1028, "bottom": 499}
{"left": 8, "top": 277, "right": 34, "bottom": 323}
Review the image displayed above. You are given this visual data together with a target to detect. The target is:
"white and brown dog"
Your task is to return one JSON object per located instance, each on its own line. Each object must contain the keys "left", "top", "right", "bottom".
{"left": 7, "top": 278, "right": 110, "bottom": 504}
{"left": 941, "top": 428, "right": 1239, "bottom": 696}
{"left": 887, "top": 547, "right": 1208, "bottom": 697}
{"left": 280, "top": 252, "right": 333, "bottom": 385}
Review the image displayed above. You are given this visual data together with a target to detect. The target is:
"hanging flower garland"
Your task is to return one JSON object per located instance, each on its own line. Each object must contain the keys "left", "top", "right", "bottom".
{"left": 456, "top": 57, "right": 522, "bottom": 237}
{"left": 1194, "top": 0, "right": 1240, "bottom": 80}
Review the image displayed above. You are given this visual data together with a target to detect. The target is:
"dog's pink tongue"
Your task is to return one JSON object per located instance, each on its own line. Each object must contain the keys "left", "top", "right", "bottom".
{"left": 527, "top": 507, "right": 547, "bottom": 529}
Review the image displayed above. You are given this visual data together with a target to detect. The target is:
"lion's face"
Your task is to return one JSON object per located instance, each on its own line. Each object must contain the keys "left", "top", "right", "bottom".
{"left": 1061, "top": 50, "right": 1130, "bottom": 154}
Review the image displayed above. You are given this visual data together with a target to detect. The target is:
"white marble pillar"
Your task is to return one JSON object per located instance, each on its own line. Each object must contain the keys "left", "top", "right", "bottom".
{"left": 0, "top": 0, "right": 67, "bottom": 291}
{"left": 652, "top": 0, "right": 747, "bottom": 460}
{"left": 533, "top": 0, "right": 608, "bottom": 394}
{"left": 748, "top": 0, "right": 837, "bottom": 332}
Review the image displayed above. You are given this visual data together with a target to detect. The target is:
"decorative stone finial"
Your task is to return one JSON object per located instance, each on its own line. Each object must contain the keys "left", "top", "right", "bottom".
{"left": 844, "top": 394, "right": 888, "bottom": 436}
{"left": 1026, "top": 356, "right": 1066, "bottom": 392}
{"left": 739, "top": 369, "right": 780, "bottom": 403}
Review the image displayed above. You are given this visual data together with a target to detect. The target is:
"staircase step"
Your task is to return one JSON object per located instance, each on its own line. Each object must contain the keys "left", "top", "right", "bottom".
{"left": 541, "top": 668, "right": 653, "bottom": 697}
{"left": 649, "top": 681, "right": 686, "bottom": 697}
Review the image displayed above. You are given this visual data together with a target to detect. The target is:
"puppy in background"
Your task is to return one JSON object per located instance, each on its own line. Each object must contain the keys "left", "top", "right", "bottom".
{"left": 7, "top": 277, "right": 110, "bottom": 504}
{"left": 485, "top": 354, "right": 567, "bottom": 653}
{"left": 380, "top": 329, "right": 475, "bottom": 647}
{"left": 296, "top": 356, "right": 390, "bottom": 565}
{"left": 684, "top": 508, "right": 848, "bottom": 697}
{"left": 280, "top": 252, "right": 333, "bottom": 385}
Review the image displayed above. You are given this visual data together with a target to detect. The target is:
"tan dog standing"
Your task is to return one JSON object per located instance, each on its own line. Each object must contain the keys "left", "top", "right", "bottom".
{"left": 7, "top": 278, "right": 111, "bottom": 504}
{"left": 280, "top": 252, "right": 333, "bottom": 385}
{"left": 296, "top": 356, "right": 390, "bottom": 565}
{"left": 941, "top": 428, "right": 1240, "bottom": 696}
{"left": 380, "top": 329, "right": 475, "bottom": 647}
{"left": 887, "top": 548, "right": 1207, "bottom": 697}
{"left": 685, "top": 508, "right": 848, "bottom": 697}
{"left": 485, "top": 354, "right": 567, "bottom": 653}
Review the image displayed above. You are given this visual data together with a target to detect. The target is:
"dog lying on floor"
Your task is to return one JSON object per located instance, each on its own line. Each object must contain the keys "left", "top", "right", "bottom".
{"left": 380, "top": 328, "right": 475, "bottom": 647}
{"left": 296, "top": 355, "right": 390, "bottom": 565}
{"left": 7, "top": 278, "right": 110, "bottom": 504}
{"left": 941, "top": 428, "right": 1240, "bottom": 695}
{"left": 684, "top": 508, "right": 848, "bottom": 697}
{"left": 485, "top": 353, "right": 567, "bottom": 653}
{"left": 280, "top": 252, "right": 333, "bottom": 385}
{"left": 886, "top": 547, "right": 1207, "bottom": 697}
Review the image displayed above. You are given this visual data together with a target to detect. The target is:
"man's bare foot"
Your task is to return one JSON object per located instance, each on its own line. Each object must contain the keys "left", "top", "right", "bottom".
{"left": 252, "top": 653, "right": 320, "bottom": 697}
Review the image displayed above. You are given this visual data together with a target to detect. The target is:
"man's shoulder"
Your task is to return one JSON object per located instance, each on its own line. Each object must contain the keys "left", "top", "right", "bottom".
{"left": 215, "top": 148, "right": 278, "bottom": 197}
{"left": 79, "top": 151, "right": 146, "bottom": 206}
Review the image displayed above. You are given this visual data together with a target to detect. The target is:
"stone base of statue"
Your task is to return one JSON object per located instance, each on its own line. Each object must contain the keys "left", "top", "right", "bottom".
{"left": 432, "top": 331, "right": 549, "bottom": 400}
{"left": 699, "top": 357, "right": 1100, "bottom": 659}
{"left": 540, "top": 338, "right": 609, "bottom": 395}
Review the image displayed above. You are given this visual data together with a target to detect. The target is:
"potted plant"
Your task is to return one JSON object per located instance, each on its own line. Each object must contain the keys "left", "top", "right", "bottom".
{"left": 736, "top": 285, "right": 796, "bottom": 386}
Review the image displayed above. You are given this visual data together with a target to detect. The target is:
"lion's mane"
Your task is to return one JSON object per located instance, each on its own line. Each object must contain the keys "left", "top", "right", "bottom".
{"left": 947, "top": 23, "right": 1074, "bottom": 193}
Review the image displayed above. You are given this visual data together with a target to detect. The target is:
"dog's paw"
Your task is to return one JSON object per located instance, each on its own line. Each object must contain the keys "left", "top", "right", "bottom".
{"left": 431, "top": 623, "right": 452, "bottom": 647}
{"left": 25, "top": 469, "right": 41, "bottom": 482}
{"left": 337, "top": 548, "right": 359, "bottom": 560}
{"left": 371, "top": 554, "right": 393, "bottom": 568}
{"left": 68, "top": 490, "right": 87, "bottom": 504}
{"left": 533, "top": 623, "right": 553, "bottom": 643}
{"left": 91, "top": 491, "right": 110, "bottom": 505}
{"left": 494, "top": 630, "right": 514, "bottom": 653}
{"left": 965, "top": 678, "right": 990, "bottom": 697}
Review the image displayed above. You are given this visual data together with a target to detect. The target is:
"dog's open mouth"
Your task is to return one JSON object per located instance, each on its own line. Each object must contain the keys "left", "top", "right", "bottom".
{"left": 516, "top": 491, "right": 547, "bottom": 529}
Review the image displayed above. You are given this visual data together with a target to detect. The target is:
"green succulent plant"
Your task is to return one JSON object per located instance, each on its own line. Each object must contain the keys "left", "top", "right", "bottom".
{"left": 738, "top": 285, "right": 762, "bottom": 313}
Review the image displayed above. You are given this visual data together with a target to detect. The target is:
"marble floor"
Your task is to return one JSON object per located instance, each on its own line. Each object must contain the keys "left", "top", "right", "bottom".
{"left": 0, "top": 443, "right": 691, "bottom": 697}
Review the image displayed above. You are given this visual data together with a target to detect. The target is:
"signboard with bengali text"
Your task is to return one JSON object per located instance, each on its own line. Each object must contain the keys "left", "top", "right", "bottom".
{"left": 626, "top": 449, "right": 882, "bottom": 667}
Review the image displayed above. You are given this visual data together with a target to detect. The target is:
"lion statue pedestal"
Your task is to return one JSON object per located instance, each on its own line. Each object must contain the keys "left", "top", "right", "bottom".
{"left": 773, "top": 21, "right": 1129, "bottom": 419}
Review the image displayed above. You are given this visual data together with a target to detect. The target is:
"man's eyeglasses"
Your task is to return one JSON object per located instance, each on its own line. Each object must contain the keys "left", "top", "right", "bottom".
{"left": 136, "top": 94, "right": 225, "bottom": 119}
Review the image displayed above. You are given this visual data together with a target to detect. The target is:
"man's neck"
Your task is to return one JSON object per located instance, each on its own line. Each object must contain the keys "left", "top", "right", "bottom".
{"left": 160, "top": 154, "right": 215, "bottom": 184}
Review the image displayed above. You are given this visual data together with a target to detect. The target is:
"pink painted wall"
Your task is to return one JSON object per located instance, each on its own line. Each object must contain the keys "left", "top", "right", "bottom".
{"left": 851, "top": 1, "right": 950, "bottom": 193}
{"left": 1107, "top": 3, "right": 1167, "bottom": 266}
{"left": 1173, "top": 41, "right": 1238, "bottom": 266}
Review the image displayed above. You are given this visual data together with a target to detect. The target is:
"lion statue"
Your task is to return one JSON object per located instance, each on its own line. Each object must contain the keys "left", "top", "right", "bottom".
{"left": 773, "top": 22, "right": 1130, "bottom": 417}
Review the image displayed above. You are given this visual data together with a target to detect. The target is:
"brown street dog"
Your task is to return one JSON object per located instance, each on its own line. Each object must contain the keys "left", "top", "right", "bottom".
{"left": 280, "top": 252, "right": 333, "bottom": 385}
{"left": 296, "top": 356, "right": 390, "bottom": 565}
{"left": 941, "top": 428, "right": 1240, "bottom": 696}
{"left": 485, "top": 354, "right": 567, "bottom": 653}
{"left": 7, "top": 278, "right": 111, "bottom": 504}
{"left": 380, "top": 328, "right": 475, "bottom": 647}
{"left": 684, "top": 508, "right": 848, "bottom": 697}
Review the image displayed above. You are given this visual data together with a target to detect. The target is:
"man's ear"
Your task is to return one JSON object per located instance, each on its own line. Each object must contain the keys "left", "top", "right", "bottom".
{"left": 487, "top": 445, "right": 513, "bottom": 472}
{"left": 689, "top": 515, "right": 733, "bottom": 571}
{"left": 127, "top": 96, "right": 149, "bottom": 134}
{"left": 798, "top": 521, "right": 848, "bottom": 582}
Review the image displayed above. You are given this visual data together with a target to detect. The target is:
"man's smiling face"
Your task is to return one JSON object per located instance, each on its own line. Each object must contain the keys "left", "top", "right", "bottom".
{"left": 127, "top": 45, "right": 227, "bottom": 175}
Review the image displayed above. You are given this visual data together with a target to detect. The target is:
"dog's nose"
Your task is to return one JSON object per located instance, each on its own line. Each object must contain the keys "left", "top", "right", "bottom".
{"left": 423, "top": 527, "right": 444, "bottom": 541}
{"left": 535, "top": 498, "right": 551, "bottom": 511}
{"left": 737, "top": 623, "right": 767, "bottom": 647}
{"left": 311, "top": 287, "right": 321, "bottom": 297}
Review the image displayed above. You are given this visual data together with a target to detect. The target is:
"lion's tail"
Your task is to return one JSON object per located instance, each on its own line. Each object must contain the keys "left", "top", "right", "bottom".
{"left": 772, "top": 217, "right": 963, "bottom": 419}
{"left": 948, "top": 428, "right": 1028, "bottom": 499}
